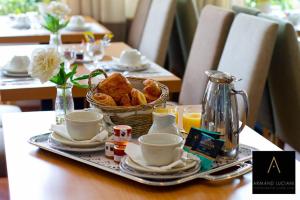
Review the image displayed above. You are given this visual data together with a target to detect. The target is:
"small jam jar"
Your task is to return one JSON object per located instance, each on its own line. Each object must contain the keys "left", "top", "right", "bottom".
{"left": 113, "top": 125, "right": 132, "bottom": 145}
{"left": 105, "top": 141, "right": 115, "bottom": 158}
{"left": 113, "top": 145, "right": 126, "bottom": 163}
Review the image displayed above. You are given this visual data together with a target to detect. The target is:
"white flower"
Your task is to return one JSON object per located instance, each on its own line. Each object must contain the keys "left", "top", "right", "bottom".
{"left": 47, "top": 1, "right": 71, "bottom": 18}
{"left": 29, "top": 47, "right": 61, "bottom": 83}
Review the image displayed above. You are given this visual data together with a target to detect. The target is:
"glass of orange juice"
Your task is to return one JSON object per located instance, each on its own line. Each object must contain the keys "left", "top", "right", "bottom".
{"left": 153, "top": 103, "right": 178, "bottom": 124}
{"left": 183, "top": 105, "right": 202, "bottom": 133}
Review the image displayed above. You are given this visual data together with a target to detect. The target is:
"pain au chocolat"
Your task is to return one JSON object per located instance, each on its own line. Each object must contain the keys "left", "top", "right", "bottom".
{"left": 97, "top": 73, "right": 133, "bottom": 102}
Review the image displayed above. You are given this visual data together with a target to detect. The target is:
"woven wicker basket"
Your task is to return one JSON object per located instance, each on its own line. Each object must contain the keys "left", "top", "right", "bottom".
{"left": 86, "top": 69, "right": 169, "bottom": 136}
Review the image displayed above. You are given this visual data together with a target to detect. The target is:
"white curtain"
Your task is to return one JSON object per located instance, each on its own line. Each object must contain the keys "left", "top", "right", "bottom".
{"left": 196, "top": 0, "right": 244, "bottom": 13}
{"left": 63, "top": 0, "right": 139, "bottom": 40}
{"left": 64, "top": 0, "right": 139, "bottom": 22}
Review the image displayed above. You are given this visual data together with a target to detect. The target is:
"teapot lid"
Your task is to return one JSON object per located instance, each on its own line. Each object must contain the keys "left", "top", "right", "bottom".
{"left": 205, "top": 70, "right": 236, "bottom": 83}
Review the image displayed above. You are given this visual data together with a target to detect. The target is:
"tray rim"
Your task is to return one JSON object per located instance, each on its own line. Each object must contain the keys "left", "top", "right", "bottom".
{"left": 28, "top": 133, "right": 254, "bottom": 186}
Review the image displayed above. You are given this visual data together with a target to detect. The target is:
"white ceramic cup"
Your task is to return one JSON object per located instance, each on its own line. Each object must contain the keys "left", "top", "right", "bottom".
{"left": 138, "top": 133, "right": 183, "bottom": 166}
{"left": 119, "top": 49, "right": 142, "bottom": 66}
{"left": 69, "top": 15, "right": 85, "bottom": 27}
{"left": 15, "top": 14, "right": 30, "bottom": 27}
{"left": 5, "top": 55, "right": 30, "bottom": 73}
{"left": 65, "top": 111, "right": 103, "bottom": 140}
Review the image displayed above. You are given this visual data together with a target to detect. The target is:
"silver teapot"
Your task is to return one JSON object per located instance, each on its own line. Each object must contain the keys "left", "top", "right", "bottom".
{"left": 201, "top": 70, "right": 248, "bottom": 158}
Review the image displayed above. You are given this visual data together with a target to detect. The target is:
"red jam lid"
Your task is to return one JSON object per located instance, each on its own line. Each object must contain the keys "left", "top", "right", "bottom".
{"left": 113, "top": 125, "right": 132, "bottom": 131}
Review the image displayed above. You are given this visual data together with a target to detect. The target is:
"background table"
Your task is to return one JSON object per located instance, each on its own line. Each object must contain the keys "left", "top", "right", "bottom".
{"left": 2, "top": 109, "right": 299, "bottom": 200}
{"left": 0, "top": 42, "right": 181, "bottom": 102}
{"left": 0, "top": 16, "right": 110, "bottom": 43}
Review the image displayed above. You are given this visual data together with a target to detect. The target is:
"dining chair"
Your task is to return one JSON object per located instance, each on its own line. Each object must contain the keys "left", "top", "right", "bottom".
{"left": 257, "top": 13, "right": 300, "bottom": 152}
{"left": 138, "top": 0, "right": 176, "bottom": 66}
{"left": 231, "top": 6, "right": 275, "bottom": 134}
{"left": 127, "top": 0, "right": 152, "bottom": 49}
{"left": 217, "top": 13, "right": 278, "bottom": 127}
{"left": 0, "top": 105, "right": 21, "bottom": 177}
{"left": 179, "top": 5, "right": 234, "bottom": 105}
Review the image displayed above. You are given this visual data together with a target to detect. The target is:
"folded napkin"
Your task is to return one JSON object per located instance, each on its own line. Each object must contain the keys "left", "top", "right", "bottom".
{"left": 50, "top": 124, "right": 108, "bottom": 143}
{"left": 125, "top": 143, "right": 200, "bottom": 172}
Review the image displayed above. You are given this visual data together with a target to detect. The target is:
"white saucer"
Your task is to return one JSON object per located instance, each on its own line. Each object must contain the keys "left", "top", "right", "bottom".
{"left": 48, "top": 137, "right": 105, "bottom": 152}
{"left": 124, "top": 156, "right": 198, "bottom": 174}
{"left": 12, "top": 23, "right": 31, "bottom": 29}
{"left": 50, "top": 132, "right": 104, "bottom": 148}
{"left": 120, "top": 157, "right": 200, "bottom": 179}
{"left": 111, "top": 57, "right": 150, "bottom": 72}
{"left": 2, "top": 69, "right": 30, "bottom": 77}
{"left": 66, "top": 24, "right": 90, "bottom": 32}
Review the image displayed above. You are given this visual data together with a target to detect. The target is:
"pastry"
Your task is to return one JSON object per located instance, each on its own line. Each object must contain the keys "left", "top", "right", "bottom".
{"left": 131, "top": 88, "right": 147, "bottom": 106}
{"left": 143, "top": 79, "right": 161, "bottom": 102}
{"left": 92, "top": 93, "right": 117, "bottom": 106}
{"left": 97, "top": 73, "right": 133, "bottom": 102}
{"left": 119, "top": 94, "right": 132, "bottom": 106}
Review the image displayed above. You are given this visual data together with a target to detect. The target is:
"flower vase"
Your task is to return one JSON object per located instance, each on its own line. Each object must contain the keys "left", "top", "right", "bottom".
{"left": 55, "top": 83, "right": 74, "bottom": 124}
{"left": 49, "top": 32, "right": 62, "bottom": 52}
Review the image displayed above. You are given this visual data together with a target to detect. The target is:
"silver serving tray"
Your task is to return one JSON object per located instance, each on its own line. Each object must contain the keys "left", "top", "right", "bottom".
{"left": 28, "top": 133, "right": 254, "bottom": 186}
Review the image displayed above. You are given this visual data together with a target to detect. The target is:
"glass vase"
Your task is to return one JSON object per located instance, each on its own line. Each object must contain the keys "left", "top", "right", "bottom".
{"left": 49, "top": 31, "right": 62, "bottom": 52}
{"left": 55, "top": 83, "right": 74, "bottom": 124}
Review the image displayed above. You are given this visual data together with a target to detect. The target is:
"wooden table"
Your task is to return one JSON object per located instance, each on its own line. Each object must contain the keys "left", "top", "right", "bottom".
{"left": 2, "top": 110, "right": 299, "bottom": 200}
{"left": 0, "top": 42, "right": 181, "bottom": 102}
{"left": 0, "top": 16, "right": 110, "bottom": 43}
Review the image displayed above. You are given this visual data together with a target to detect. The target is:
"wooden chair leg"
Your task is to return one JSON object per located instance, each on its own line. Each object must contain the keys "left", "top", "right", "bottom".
{"left": 0, "top": 177, "right": 9, "bottom": 200}
{"left": 262, "top": 128, "right": 285, "bottom": 149}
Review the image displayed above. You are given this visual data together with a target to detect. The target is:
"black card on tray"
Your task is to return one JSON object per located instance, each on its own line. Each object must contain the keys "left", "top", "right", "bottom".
{"left": 184, "top": 128, "right": 225, "bottom": 171}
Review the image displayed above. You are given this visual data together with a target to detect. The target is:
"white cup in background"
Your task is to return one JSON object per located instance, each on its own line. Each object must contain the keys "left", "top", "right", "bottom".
{"left": 138, "top": 133, "right": 183, "bottom": 166}
{"left": 69, "top": 15, "right": 85, "bottom": 27}
{"left": 66, "top": 111, "right": 103, "bottom": 141}
{"left": 119, "top": 49, "right": 142, "bottom": 66}
{"left": 14, "top": 14, "right": 31, "bottom": 28}
{"left": 4, "top": 55, "right": 30, "bottom": 73}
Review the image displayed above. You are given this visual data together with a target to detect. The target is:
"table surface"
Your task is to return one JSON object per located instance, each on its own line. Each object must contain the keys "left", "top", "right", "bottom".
{"left": 2, "top": 109, "right": 299, "bottom": 200}
{"left": 0, "top": 16, "right": 110, "bottom": 43}
{"left": 0, "top": 42, "right": 181, "bottom": 102}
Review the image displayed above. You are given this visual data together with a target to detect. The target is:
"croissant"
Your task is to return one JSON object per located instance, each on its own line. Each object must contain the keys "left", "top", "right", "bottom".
{"left": 92, "top": 93, "right": 117, "bottom": 106}
{"left": 119, "top": 94, "right": 132, "bottom": 106}
{"left": 97, "top": 73, "right": 133, "bottom": 102}
{"left": 143, "top": 79, "right": 161, "bottom": 102}
{"left": 131, "top": 88, "right": 147, "bottom": 106}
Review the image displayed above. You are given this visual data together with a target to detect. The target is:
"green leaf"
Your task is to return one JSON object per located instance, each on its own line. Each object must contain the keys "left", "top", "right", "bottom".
{"left": 66, "top": 64, "right": 77, "bottom": 81}
{"left": 42, "top": 13, "right": 66, "bottom": 33}
{"left": 50, "top": 63, "right": 67, "bottom": 85}
{"left": 73, "top": 71, "right": 103, "bottom": 81}
{"left": 58, "top": 64, "right": 66, "bottom": 84}
{"left": 71, "top": 79, "right": 89, "bottom": 89}
{"left": 72, "top": 74, "right": 90, "bottom": 81}
{"left": 58, "top": 20, "right": 69, "bottom": 30}
{"left": 50, "top": 75, "right": 60, "bottom": 85}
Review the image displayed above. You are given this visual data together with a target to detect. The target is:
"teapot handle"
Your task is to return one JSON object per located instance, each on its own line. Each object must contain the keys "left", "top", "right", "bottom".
{"left": 232, "top": 89, "right": 249, "bottom": 134}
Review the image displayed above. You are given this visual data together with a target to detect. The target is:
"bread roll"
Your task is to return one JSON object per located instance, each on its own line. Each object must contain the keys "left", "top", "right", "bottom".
{"left": 143, "top": 79, "right": 161, "bottom": 102}
{"left": 92, "top": 93, "right": 117, "bottom": 106}
{"left": 131, "top": 88, "right": 147, "bottom": 106}
{"left": 119, "top": 94, "right": 132, "bottom": 106}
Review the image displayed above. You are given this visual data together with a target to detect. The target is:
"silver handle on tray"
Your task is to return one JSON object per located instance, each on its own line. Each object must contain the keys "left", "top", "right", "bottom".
{"left": 202, "top": 162, "right": 252, "bottom": 181}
